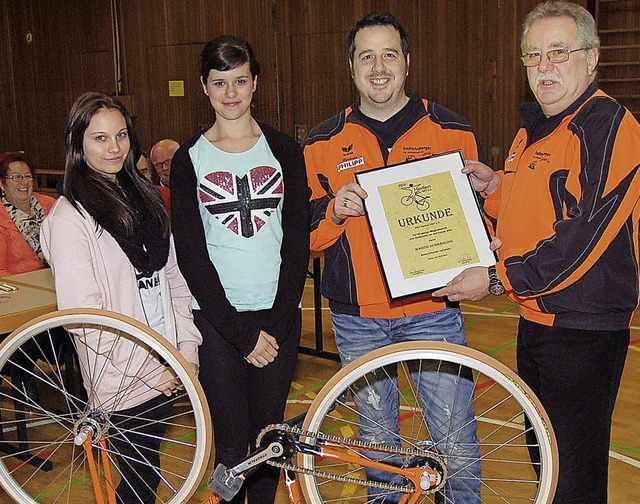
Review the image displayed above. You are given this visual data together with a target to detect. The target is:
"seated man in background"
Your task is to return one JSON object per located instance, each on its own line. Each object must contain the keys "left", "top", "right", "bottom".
{"left": 150, "top": 138, "right": 179, "bottom": 187}
{"left": 138, "top": 150, "right": 171, "bottom": 217}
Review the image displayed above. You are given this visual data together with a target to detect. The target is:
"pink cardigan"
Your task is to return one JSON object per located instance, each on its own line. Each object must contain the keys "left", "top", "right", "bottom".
{"left": 0, "top": 192, "right": 56, "bottom": 277}
{"left": 41, "top": 197, "right": 202, "bottom": 410}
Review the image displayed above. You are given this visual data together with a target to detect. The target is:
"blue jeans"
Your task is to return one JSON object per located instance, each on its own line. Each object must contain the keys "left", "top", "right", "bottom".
{"left": 332, "top": 308, "right": 481, "bottom": 503}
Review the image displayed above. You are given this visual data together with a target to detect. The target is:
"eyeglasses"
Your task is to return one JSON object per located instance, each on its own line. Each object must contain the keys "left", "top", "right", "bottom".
{"left": 5, "top": 174, "right": 34, "bottom": 183}
{"left": 521, "top": 48, "right": 590, "bottom": 67}
{"left": 153, "top": 159, "right": 172, "bottom": 171}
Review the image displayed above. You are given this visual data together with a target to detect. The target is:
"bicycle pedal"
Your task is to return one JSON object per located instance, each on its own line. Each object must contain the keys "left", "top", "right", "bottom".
{"left": 207, "top": 464, "right": 243, "bottom": 501}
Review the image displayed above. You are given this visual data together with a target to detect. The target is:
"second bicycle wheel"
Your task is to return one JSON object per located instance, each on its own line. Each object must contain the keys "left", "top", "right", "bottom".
{"left": 299, "top": 341, "right": 558, "bottom": 503}
{"left": 0, "top": 308, "right": 212, "bottom": 504}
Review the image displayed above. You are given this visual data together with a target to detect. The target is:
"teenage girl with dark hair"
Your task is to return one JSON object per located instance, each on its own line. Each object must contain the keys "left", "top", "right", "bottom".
{"left": 41, "top": 91, "right": 202, "bottom": 504}
{"left": 170, "top": 36, "right": 309, "bottom": 503}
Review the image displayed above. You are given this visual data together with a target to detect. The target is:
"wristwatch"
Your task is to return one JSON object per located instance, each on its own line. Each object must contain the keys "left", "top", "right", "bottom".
{"left": 488, "top": 265, "right": 505, "bottom": 296}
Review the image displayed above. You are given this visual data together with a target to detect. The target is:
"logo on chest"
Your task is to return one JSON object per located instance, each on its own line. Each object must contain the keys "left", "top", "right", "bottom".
{"left": 337, "top": 157, "right": 364, "bottom": 172}
{"left": 336, "top": 143, "right": 364, "bottom": 172}
{"left": 199, "top": 166, "right": 283, "bottom": 238}
{"left": 402, "top": 145, "right": 432, "bottom": 162}
{"left": 528, "top": 150, "right": 552, "bottom": 171}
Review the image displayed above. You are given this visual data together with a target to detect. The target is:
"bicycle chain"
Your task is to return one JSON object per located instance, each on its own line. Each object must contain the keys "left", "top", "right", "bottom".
{"left": 257, "top": 423, "right": 447, "bottom": 495}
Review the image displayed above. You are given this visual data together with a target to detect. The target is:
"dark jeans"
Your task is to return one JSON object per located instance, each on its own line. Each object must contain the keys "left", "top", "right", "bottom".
{"left": 194, "top": 309, "right": 301, "bottom": 504}
{"left": 517, "top": 318, "right": 629, "bottom": 504}
{"left": 110, "top": 393, "right": 174, "bottom": 504}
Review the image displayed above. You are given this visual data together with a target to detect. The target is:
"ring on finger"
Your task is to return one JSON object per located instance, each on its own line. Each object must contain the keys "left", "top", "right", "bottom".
{"left": 343, "top": 198, "right": 348, "bottom": 207}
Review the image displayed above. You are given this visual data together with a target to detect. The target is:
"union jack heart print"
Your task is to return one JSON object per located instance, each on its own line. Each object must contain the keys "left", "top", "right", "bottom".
{"left": 199, "top": 166, "right": 283, "bottom": 238}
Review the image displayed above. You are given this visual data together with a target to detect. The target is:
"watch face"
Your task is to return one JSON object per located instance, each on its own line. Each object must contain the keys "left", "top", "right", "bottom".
{"left": 490, "top": 283, "right": 505, "bottom": 296}
{"left": 488, "top": 266, "right": 504, "bottom": 296}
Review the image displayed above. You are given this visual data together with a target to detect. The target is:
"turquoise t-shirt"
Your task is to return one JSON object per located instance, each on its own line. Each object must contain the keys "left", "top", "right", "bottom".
{"left": 188, "top": 134, "right": 284, "bottom": 311}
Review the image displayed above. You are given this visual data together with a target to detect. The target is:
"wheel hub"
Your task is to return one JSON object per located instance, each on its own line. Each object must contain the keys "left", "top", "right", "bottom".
{"left": 73, "top": 410, "right": 109, "bottom": 445}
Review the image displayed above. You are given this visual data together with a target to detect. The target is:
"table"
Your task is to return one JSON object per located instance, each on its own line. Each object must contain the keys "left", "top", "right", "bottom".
{"left": 0, "top": 269, "right": 57, "bottom": 334}
{"left": 0, "top": 269, "right": 57, "bottom": 471}
{"left": 299, "top": 252, "right": 339, "bottom": 362}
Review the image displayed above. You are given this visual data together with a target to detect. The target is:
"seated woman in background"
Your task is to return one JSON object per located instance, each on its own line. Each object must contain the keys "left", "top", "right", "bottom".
{"left": 0, "top": 151, "right": 56, "bottom": 277}
{"left": 0, "top": 152, "right": 57, "bottom": 404}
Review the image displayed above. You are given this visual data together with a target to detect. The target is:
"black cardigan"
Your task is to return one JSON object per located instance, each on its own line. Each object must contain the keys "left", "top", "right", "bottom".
{"left": 171, "top": 122, "right": 310, "bottom": 356}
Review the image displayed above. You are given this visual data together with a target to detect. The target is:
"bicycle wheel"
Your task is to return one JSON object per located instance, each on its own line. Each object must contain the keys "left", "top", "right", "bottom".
{"left": 299, "top": 341, "right": 558, "bottom": 503}
{"left": 0, "top": 308, "right": 212, "bottom": 504}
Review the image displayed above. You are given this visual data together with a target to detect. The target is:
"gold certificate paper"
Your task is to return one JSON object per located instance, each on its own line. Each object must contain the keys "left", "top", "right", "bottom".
{"left": 356, "top": 150, "right": 495, "bottom": 300}
{"left": 379, "top": 170, "right": 479, "bottom": 278}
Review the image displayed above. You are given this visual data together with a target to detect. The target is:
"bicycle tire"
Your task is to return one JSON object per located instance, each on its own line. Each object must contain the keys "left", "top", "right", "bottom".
{"left": 0, "top": 308, "right": 212, "bottom": 504}
{"left": 298, "top": 341, "right": 558, "bottom": 503}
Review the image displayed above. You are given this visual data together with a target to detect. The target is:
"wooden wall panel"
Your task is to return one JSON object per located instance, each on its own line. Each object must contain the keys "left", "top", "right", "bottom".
{"left": 0, "top": 0, "right": 114, "bottom": 175}
{"left": 144, "top": 43, "right": 207, "bottom": 143}
{"left": 289, "top": 32, "right": 353, "bottom": 140}
{"left": 0, "top": 0, "right": 20, "bottom": 152}
{"left": 412, "top": 0, "right": 533, "bottom": 169}
{"left": 0, "top": 0, "right": 603, "bottom": 183}
{"left": 595, "top": 0, "right": 640, "bottom": 117}
{"left": 118, "top": 0, "right": 279, "bottom": 152}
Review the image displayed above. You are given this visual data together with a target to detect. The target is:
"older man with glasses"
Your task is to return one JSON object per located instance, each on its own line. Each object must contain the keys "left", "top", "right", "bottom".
{"left": 150, "top": 138, "right": 179, "bottom": 187}
{"left": 434, "top": 2, "right": 640, "bottom": 502}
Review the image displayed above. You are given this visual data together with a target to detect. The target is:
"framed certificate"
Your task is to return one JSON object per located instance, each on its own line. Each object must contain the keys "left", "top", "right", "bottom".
{"left": 355, "top": 150, "right": 496, "bottom": 301}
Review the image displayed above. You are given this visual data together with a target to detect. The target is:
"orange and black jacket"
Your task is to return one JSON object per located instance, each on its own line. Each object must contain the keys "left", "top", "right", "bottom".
{"left": 484, "top": 82, "right": 640, "bottom": 330}
{"left": 304, "top": 91, "right": 485, "bottom": 318}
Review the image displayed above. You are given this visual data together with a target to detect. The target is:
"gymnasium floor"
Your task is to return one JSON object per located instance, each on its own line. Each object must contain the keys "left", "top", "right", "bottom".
{"left": 190, "top": 275, "right": 640, "bottom": 503}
